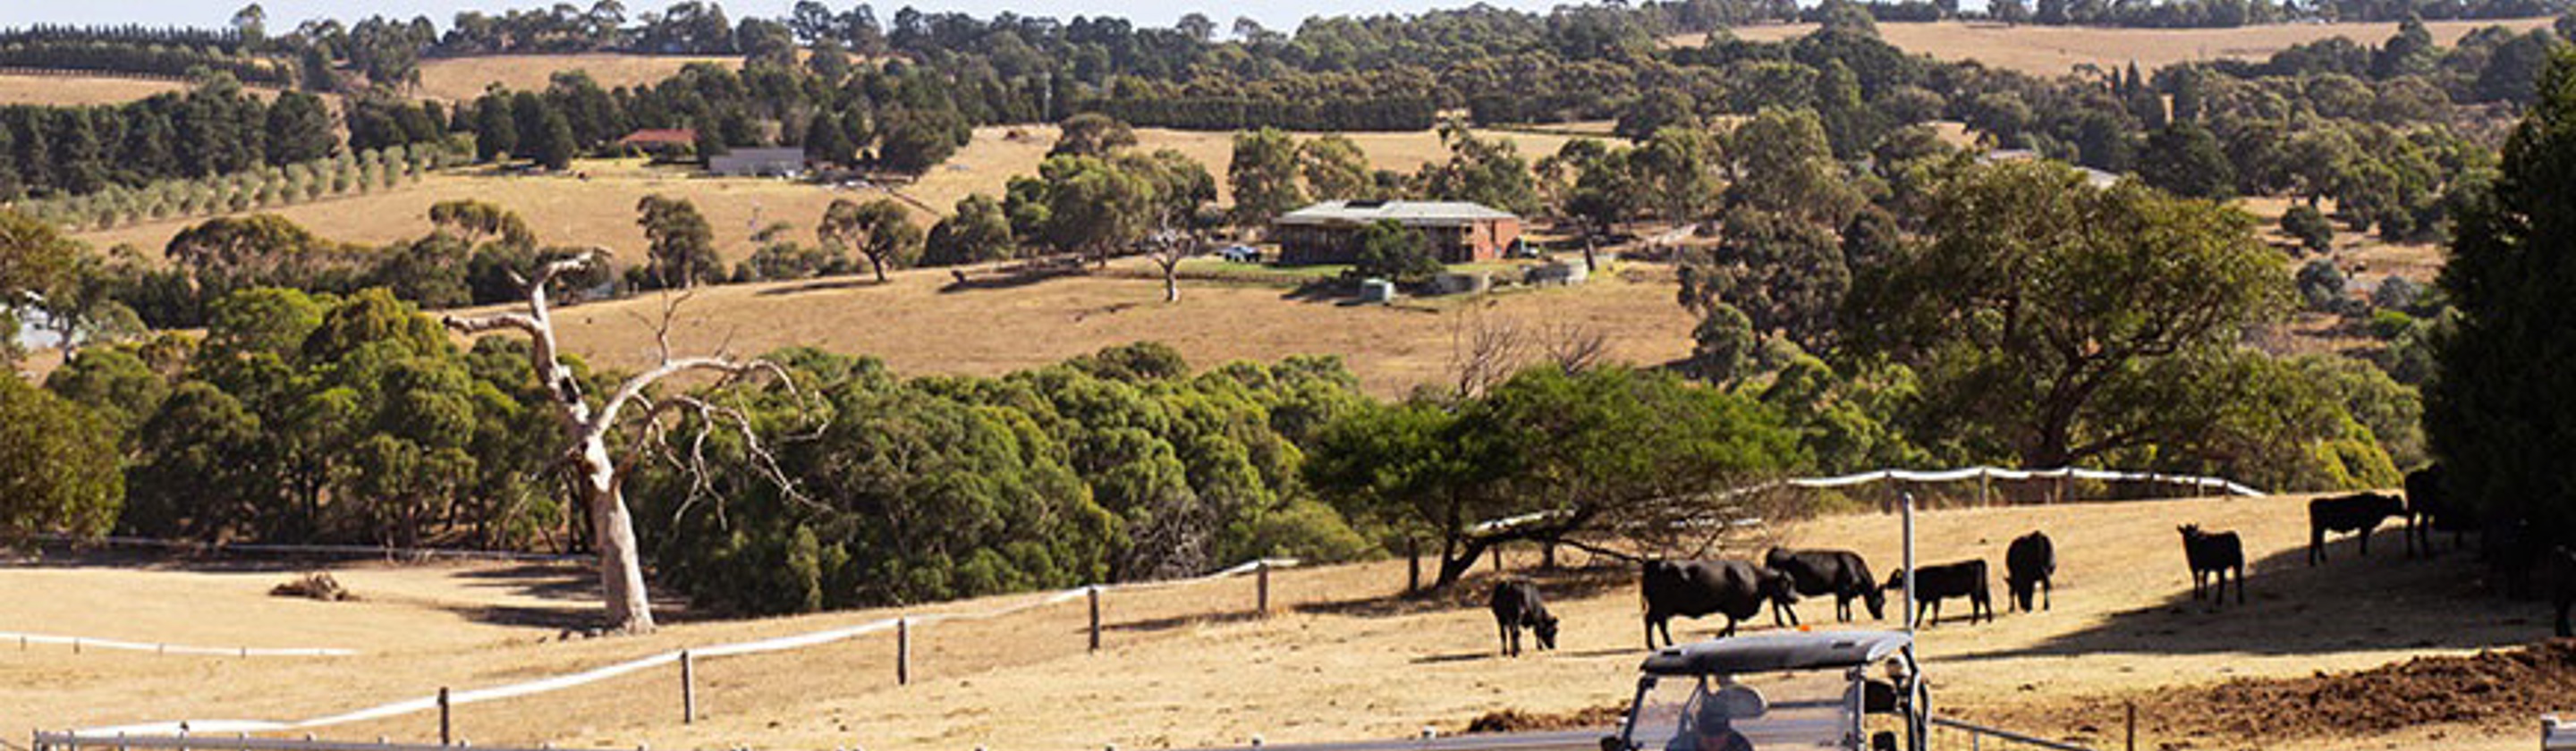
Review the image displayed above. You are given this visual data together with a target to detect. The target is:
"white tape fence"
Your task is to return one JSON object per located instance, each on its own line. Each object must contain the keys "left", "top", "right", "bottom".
{"left": 0, "top": 632, "right": 355, "bottom": 658}
{"left": 65, "top": 558, "right": 1298, "bottom": 738}
{"left": 1470, "top": 465, "right": 2264, "bottom": 536}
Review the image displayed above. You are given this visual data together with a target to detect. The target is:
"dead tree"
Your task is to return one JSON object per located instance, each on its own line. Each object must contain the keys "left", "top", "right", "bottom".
{"left": 1143, "top": 224, "right": 1204, "bottom": 303}
{"left": 444, "top": 249, "right": 792, "bottom": 634}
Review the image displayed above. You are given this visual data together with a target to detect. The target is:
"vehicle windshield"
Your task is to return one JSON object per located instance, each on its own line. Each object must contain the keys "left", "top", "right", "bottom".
{"left": 1623, "top": 671, "right": 1855, "bottom": 750}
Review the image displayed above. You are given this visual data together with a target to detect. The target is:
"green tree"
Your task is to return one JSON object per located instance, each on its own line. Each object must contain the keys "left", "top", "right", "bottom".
{"left": 1301, "top": 134, "right": 1372, "bottom": 200}
{"left": 2427, "top": 48, "right": 2576, "bottom": 540}
{"left": 2139, "top": 121, "right": 2237, "bottom": 200}
{"left": 2282, "top": 203, "right": 2334, "bottom": 254}
{"left": 1229, "top": 128, "right": 1308, "bottom": 227}
{"left": 922, "top": 193, "right": 1017, "bottom": 266}
{"left": 636, "top": 194, "right": 719, "bottom": 288}
{"left": 0, "top": 376, "right": 123, "bottom": 540}
{"left": 818, "top": 198, "right": 923, "bottom": 283}
{"left": 1416, "top": 122, "right": 1539, "bottom": 215}
{"left": 1847, "top": 160, "right": 2291, "bottom": 468}
{"left": 1725, "top": 107, "right": 1863, "bottom": 228}
{"left": 1349, "top": 219, "right": 1444, "bottom": 286}
{"left": 1681, "top": 206, "right": 1849, "bottom": 352}
{"left": 1051, "top": 113, "right": 1138, "bottom": 157}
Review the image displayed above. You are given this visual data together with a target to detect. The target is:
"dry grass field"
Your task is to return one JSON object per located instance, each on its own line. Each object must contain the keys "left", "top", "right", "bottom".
{"left": 459, "top": 257, "right": 1691, "bottom": 399}
{"left": 1690, "top": 18, "right": 2557, "bottom": 76}
{"left": 4, "top": 494, "right": 2557, "bottom": 751}
{"left": 71, "top": 125, "right": 1580, "bottom": 264}
{"left": 414, "top": 55, "right": 742, "bottom": 102}
{"left": 0, "top": 73, "right": 191, "bottom": 105}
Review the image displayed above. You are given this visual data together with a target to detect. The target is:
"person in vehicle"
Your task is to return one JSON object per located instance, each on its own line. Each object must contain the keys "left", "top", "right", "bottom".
{"left": 1682, "top": 683, "right": 1765, "bottom": 751}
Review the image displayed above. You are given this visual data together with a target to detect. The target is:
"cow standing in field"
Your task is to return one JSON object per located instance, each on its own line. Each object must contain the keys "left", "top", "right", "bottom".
{"left": 2546, "top": 546, "right": 2576, "bottom": 638}
{"left": 2180, "top": 525, "right": 2246, "bottom": 608}
{"left": 1487, "top": 579, "right": 1559, "bottom": 657}
{"left": 1641, "top": 560, "right": 1800, "bottom": 648}
{"left": 1764, "top": 547, "right": 1885, "bottom": 625}
{"left": 2405, "top": 465, "right": 2472, "bottom": 556}
{"left": 2309, "top": 493, "right": 2406, "bottom": 565}
{"left": 2004, "top": 532, "right": 2055, "bottom": 612}
{"left": 1881, "top": 560, "right": 1992, "bottom": 628}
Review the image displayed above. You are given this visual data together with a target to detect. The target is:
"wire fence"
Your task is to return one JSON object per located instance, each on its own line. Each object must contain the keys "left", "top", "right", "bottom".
{"left": 1929, "top": 716, "right": 2104, "bottom": 751}
{"left": 0, "top": 631, "right": 354, "bottom": 658}
{"left": 61, "top": 558, "right": 1301, "bottom": 740}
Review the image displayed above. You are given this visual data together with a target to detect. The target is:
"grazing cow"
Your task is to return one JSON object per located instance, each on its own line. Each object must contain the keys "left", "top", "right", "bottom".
{"left": 1487, "top": 579, "right": 1559, "bottom": 657}
{"left": 1880, "top": 560, "right": 1992, "bottom": 628}
{"left": 2404, "top": 465, "right": 2474, "bottom": 556}
{"left": 1764, "top": 547, "right": 1886, "bottom": 625}
{"left": 2179, "top": 525, "right": 2246, "bottom": 608}
{"left": 2004, "top": 531, "right": 2055, "bottom": 612}
{"left": 1641, "top": 560, "right": 1799, "bottom": 648}
{"left": 2308, "top": 493, "right": 2407, "bottom": 565}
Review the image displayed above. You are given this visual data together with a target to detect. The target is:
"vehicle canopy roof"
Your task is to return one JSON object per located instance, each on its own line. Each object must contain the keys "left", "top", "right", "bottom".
{"left": 1640, "top": 631, "right": 1911, "bottom": 676}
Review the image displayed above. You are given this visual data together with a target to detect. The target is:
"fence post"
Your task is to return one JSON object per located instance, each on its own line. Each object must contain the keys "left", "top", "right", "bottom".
{"left": 1978, "top": 469, "right": 1991, "bottom": 507}
{"left": 1088, "top": 586, "right": 1102, "bottom": 653}
{"left": 437, "top": 687, "right": 452, "bottom": 746}
{"left": 680, "top": 649, "right": 696, "bottom": 724}
{"left": 1256, "top": 561, "right": 1271, "bottom": 616}
{"left": 2126, "top": 700, "right": 2137, "bottom": 751}
{"left": 895, "top": 618, "right": 911, "bottom": 686}
{"left": 1490, "top": 544, "right": 1503, "bottom": 573}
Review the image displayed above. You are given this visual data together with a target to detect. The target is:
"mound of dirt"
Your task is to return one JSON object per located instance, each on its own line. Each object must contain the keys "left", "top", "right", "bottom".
{"left": 1973, "top": 639, "right": 2576, "bottom": 747}
{"left": 1459, "top": 704, "right": 1627, "bottom": 733}
{"left": 270, "top": 571, "right": 353, "bottom": 602}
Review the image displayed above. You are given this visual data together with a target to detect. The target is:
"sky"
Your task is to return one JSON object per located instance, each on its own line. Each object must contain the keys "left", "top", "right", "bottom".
{"left": 0, "top": 0, "right": 1577, "bottom": 35}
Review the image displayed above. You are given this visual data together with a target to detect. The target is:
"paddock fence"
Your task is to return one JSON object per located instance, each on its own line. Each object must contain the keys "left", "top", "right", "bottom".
{"left": 59, "top": 558, "right": 1301, "bottom": 742}
{"left": 30, "top": 733, "right": 595, "bottom": 751}
{"left": 1929, "top": 716, "right": 2105, "bottom": 751}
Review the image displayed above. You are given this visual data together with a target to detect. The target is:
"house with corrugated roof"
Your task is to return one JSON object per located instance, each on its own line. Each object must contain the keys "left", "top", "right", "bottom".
{"left": 1269, "top": 200, "right": 1522, "bottom": 266}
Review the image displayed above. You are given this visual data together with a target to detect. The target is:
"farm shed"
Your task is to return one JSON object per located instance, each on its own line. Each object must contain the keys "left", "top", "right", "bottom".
{"left": 1271, "top": 200, "right": 1522, "bottom": 266}
{"left": 708, "top": 148, "right": 809, "bottom": 178}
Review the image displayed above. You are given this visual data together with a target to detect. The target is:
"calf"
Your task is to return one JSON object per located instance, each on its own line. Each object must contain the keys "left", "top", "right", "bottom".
{"left": 2180, "top": 524, "right": 2246, "bottom": 608}
{"left": 2309, "top": 492, "right": 2406, "bottom": 565}
{"left": 1487, "top": 579, "right": 1559, "bottom": 657}
{"left": 1764, "top": 547, "right": 1886, "bottom": 625}
{"left": 2004, "top": 531, "right": 2055, "bottom": 612}
{"left": 1881, "top": 560, "right": 1992, "bottom": 628}
{"left": 1641, "top": 559, "right": 1799, "bottom": 648}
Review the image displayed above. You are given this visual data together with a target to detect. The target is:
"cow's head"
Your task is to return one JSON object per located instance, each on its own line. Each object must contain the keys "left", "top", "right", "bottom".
{"left": 1862, "top": 585, "right": 1887, "bottom": 620}
{"left": 1760, "top": 568, "right": 1801, "bottom": 605}
{"left": 1533, "top": 612, "right": 1560, "bottom": 651}
{"left": 2177, "top": 524, "right": 2203, "bottom": 541}
{"left": 1879, "top": 569, "right": 1908, "bottom": 593}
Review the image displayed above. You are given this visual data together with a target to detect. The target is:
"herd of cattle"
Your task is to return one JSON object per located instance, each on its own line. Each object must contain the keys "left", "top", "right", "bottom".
{"left": 1487, "top": 464, "right": 2576, "bottom": 655}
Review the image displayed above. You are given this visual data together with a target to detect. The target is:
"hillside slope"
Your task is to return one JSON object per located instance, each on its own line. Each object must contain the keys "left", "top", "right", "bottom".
{"left": 4, "top": 494, "right": 2555, "bottom": 751}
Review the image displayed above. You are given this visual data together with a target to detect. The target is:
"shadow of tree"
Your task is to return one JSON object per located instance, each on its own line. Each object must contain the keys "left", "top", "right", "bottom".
{"left": 1299, "top": 561, "right": 1638, "bottom": 620}
{"left": 1941, "top": 526, "right": 2546, "bottom": 662}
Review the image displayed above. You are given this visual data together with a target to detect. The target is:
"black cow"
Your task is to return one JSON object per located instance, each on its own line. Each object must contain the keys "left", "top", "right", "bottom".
{"left": 2180, "top": 524, "right": 2245, "bottom": 608}
{"left": 2548, "top": 546, "right": 2576, "bottom": 638}
{"left": 2308, "top": 492, "right": 2406, "bottom": 565}
{"left": 2404, "top": 465, "right": 2474, "bottom": 556}
{"left": 1881, "top": 560, "right": 1992, "bottom": 628}
{"left": 1641, "top": 559, "right": 1799, "bottom": 648}
{"left": 2004, "top": 531, "right": 2055, "bottom": 612}
{"left": 1764, "top": 547, "right": 1885, "bottom": 625}
{"left": 1487, "top": 579, "right": 1559, "bottom": 657}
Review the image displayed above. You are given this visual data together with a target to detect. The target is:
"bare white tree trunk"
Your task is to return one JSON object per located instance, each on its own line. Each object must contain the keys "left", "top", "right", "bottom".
{"left": 447, "top": 249, "right": 786, "bottom": 634}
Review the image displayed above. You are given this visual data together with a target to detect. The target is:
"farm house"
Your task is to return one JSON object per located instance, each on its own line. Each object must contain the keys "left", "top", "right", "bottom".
{"left": 1270, "top": 200, "right": 1523, "bottom": 266}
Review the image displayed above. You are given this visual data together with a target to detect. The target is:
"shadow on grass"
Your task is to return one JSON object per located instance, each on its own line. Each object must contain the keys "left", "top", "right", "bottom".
{"left": 1102, "top": 609, "right": 1267, "bottom": 634}
{"left": 1939, "top": 526, "right": 2546, "bottom": 662}
{"left": 1300, "top": 561, "right": 1638, "bottom": 620}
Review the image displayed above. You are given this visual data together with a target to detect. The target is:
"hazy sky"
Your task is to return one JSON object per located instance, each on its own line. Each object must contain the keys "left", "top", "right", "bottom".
{"left": 0, "top": 0, "right": 1577, "bottom": 34}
